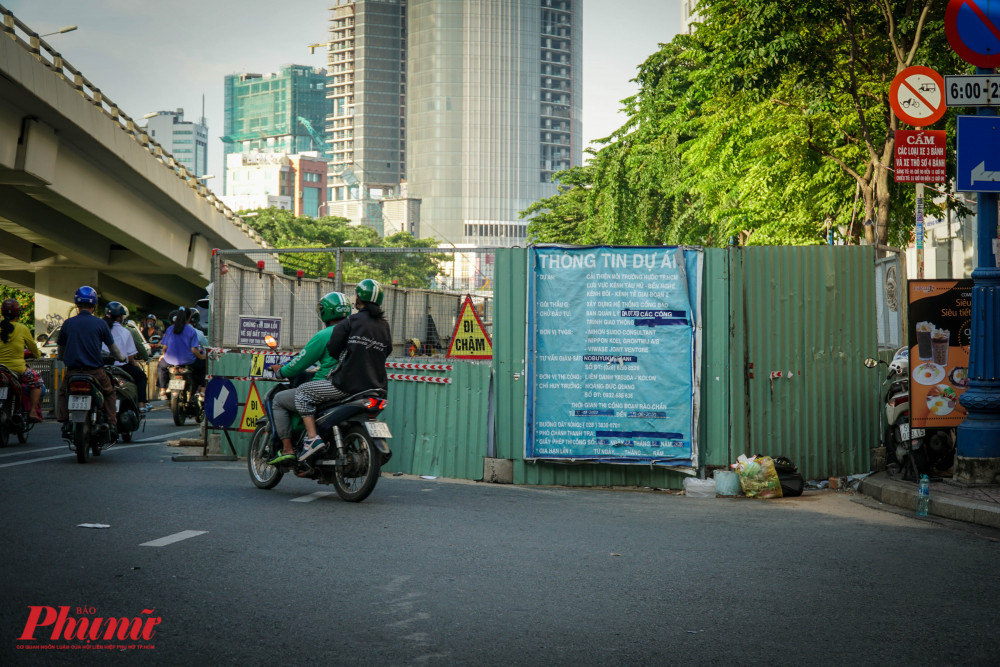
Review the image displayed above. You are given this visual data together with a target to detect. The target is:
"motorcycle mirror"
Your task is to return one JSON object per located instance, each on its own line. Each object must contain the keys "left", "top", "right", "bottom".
{"left": 863, "top": 357, "right": 879, "bottom": 368}
{"left": 264, "top": 335, "right": 278, "bottom": 349}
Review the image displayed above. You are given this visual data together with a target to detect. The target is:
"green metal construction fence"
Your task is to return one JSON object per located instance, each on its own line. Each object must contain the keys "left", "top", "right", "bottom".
{"left": 209, "top": 245, "right": 881, "bottom": 486}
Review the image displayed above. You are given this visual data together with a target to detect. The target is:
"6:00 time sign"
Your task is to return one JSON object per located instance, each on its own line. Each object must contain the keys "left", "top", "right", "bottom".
{"left": 945, "top": 75, "right": 1000, "bottom": 107}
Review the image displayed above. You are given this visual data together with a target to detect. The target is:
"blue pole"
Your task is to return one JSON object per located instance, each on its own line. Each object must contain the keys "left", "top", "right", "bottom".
{"left": 955, "top": 66, "right": 1000, "bottom": 484}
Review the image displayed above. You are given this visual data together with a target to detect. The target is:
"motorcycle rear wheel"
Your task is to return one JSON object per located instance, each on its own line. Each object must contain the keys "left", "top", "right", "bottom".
{"left": 332, "top": 424, "right": 382, "bottom": 502}
{"left": 75, "top": 422, "right": 90, "bottom": 463}
{"left": 0, "top": 404, "right": 10, "bottom": 447}
{"left": 171, "top": 394, "right": 186, "bottom": 426}
{"left": 248, "top": 421, "right": 283, "bottom": 490}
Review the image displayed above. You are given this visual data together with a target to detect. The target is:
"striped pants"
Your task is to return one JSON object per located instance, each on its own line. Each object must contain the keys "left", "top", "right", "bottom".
{"left": 294, "top": 379, "right": 347, "bottom": 416}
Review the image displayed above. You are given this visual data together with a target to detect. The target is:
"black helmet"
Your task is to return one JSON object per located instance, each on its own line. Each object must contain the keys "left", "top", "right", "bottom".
{"left": 105, "top": 302, "right": 127, "bottom": 320}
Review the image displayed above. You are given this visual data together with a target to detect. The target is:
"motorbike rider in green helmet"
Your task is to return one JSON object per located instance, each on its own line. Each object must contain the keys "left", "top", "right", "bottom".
{"left": 295, "top": 278, "right": 392, "bottom": 461}
{"left": 266, "top": 292, "right": 352, "bottom": 465}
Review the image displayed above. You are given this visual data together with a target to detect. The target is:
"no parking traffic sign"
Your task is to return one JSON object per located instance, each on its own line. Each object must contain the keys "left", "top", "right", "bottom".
{"left": 890, "top": 66, "right": 946, "bottom": 127}
{"left": 946, "top": 0, "right": 1000, "bottom": 68}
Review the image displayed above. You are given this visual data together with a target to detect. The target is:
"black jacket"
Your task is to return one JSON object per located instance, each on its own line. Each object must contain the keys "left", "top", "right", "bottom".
{"left": 325, "top": 308, "right": 391, "bottom": 395}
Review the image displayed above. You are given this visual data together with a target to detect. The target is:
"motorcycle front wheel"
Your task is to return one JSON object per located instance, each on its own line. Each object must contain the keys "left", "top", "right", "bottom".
{"left": 74, "top": 421, "right": 90, "bottom": 463}
{"left": 248, "top": 420, "right": 283, "bottom": 490}
{"left": 171, "top": 394, "right": 186, "bottom": 426}
{"left": 332, "top": 424, "right": 382, "bottom": 503}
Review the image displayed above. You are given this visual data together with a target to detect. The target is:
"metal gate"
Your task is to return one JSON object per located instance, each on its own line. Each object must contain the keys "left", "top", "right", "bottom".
{"left": 731, "top": 246, "right": 880, "bottom": 478}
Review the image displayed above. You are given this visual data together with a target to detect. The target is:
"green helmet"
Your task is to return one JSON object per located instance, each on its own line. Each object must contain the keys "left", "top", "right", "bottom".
{"left": 355, "top": 278, "right": 384, "bottom": 306}
{"left": 317, "top": 292, "right": 351, "bottom": 322}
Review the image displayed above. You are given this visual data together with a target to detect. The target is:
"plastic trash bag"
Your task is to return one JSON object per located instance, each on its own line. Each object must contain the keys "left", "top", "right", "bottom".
{"left": 732, "top": 455, "right": 783, "bottom": 499}
{"left": 713, "top": 469, "right": 743, "bottom": 496}
{"left": 683, "top": 477, "right": 716, "bottom": 498}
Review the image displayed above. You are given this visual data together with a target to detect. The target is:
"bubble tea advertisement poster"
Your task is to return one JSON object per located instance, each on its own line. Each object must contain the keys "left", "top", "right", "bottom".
{"left": 908, "top": 280, "right": 973, "bottom": 428}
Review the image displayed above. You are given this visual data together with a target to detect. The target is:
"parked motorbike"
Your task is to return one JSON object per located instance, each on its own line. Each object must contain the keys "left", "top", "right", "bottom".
{"left": 0, "top": 363, "right": 33, "bottom": 446}
{"left": 247, "top": 379, "right": 392, "bottom": 502}
{"left": 865, "top": 347, "right": 955, "bottom": 480}
{"left": 167, "top": 364, "right": 203, "bottom": 426}
{"left": 64, "top": 366, "right": 124, "bottom": 463}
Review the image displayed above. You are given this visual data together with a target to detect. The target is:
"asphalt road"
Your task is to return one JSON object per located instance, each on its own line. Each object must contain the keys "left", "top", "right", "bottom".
{"left": 2, "top": 411, "right": 999, "bottom": 665}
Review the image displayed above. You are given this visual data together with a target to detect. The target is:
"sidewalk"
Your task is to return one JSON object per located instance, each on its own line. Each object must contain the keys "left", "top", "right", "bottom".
{"left": 858, "top": 472, "right": 1000, "bottom": 528}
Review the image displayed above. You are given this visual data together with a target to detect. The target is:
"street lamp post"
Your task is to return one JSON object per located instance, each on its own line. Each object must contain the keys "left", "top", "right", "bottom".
{"left": 40, "top": 25, "right": 77, "bottom": 37}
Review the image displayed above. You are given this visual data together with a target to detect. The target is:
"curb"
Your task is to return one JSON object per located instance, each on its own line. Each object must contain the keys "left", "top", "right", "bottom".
{"left": 858, "top": 472, "right": 1000, "bottom": 529}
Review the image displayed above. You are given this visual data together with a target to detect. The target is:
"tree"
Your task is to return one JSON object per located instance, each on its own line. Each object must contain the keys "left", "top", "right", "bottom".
{"left": 238, "top": 208, "right": 445, "bottom": 288}
{"left": 522, "top": 166, "right": 596, "bottom": 244}
{"left": 693, "top": 0, "right": 964, "bottom": 246}
{"left": 0, "top": 285, "right": 35, "bottom": 334}
{"left": 522, "top": 1, "right": 967, "bottom": 248}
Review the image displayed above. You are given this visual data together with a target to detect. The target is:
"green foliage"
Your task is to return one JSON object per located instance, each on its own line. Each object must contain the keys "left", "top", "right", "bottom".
{"left": 239, "top": 208, "right": 445, "bottom": 288}
{"left": 0, "top": 285, "right": 35, "bottom": 334}
{"left": 523, "top": 0, "right": 967, "bottom": 248}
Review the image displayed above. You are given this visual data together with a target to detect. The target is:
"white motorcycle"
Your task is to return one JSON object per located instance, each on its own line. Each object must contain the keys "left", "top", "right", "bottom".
{"left": 865, "top": 347, "right": 954, "bottom": 480}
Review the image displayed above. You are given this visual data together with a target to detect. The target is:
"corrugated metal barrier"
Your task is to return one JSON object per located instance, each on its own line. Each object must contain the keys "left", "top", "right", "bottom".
{"left": 205, "top": 245, "right": 882, "bottom": 486}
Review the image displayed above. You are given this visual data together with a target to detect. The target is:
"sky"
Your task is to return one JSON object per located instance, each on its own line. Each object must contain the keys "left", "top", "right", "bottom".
{"left": 6, "top": 0, "right": 682, "bottom": 180}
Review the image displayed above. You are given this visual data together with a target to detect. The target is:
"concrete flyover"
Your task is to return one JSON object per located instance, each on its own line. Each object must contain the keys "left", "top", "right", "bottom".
{"left": 0, "top": 6, "right": 276, "bottom": 332}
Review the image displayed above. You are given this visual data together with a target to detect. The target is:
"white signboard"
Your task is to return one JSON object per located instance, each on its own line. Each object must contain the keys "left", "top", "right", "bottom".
{"left": 945, "top": 75, "right": 1000, "bottom": 107}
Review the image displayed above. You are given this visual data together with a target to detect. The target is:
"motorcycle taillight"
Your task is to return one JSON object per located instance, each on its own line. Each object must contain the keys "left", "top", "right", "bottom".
{"left": 69, "top": 381, "right": 91, "bottom": 393}
{"left": 888, "top": 395, "right": 908, "bottom": 408}
{"left": 365, "top": 397, "right": 387, "bottom": 411}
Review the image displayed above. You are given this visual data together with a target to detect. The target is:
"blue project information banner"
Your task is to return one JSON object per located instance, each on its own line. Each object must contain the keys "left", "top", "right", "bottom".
{"left": 526, "top": 246, "right": 700, "bottom": 465}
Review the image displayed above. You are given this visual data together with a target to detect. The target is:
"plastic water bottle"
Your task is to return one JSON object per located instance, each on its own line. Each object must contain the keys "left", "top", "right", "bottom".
{"left": 916, "top": 475, "right": 930, "bottom": 517}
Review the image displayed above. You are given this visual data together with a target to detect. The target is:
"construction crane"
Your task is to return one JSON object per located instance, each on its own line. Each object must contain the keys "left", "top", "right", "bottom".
{"left": 296, "top": 116, "right": 327, "bottom": 155}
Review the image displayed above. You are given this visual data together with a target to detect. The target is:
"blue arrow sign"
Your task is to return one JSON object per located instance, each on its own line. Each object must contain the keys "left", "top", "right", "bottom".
{"left": 957, "top": 115, "right": 1000, "bottom": 192}
{"left": 204, "top": 377, "right": 238, "bottom": 429}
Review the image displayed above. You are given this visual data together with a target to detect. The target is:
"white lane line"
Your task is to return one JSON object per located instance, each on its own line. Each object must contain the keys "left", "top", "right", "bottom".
{"left": 0, "top": 428, "right": 201, "bottom": 461}
{"left": 291, "top": 491, "right": 335, "bottom": 503}
{"left": 134, "top": 428, "right": 202, "bottom": 442}
{"left": 140, "top": 530, "right": 208, "bottom": 547}
{"left": 0, "top": 438, "right": 202, "bottom": 467}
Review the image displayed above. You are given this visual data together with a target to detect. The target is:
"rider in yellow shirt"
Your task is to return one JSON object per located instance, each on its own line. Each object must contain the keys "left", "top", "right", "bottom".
{"left": 0, "top": 299, "right": 43, "bottom": 421}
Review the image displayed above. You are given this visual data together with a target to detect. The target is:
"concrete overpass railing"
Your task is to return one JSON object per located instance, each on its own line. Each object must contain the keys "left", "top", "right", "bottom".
{"left": 0, "top": 5, "right": 266, "bottom": 245}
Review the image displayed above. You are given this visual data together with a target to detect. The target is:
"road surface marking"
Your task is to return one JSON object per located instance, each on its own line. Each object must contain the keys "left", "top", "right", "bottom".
{"left": 140, "top": 530, "right": 208, "bottom": 547}
{"left": 0, "top": 430, "right": 202, "bottom": 466}
{"left": 0, "top": 443, "right": 160, "bottom": 467}
{"left": 291, "top": 491, "right": 335, "bottom": 503}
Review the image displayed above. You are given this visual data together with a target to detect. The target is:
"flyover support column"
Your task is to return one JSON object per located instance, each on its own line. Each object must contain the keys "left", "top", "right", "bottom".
{"left": 34, "top": 268, "right": 98, "bottom": 338}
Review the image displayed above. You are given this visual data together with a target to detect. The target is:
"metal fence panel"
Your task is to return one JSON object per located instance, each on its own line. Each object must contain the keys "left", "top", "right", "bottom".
{"left": 731, "top": 246, "right": 879, "bottom": 480}
{"left": 211, "top": 248, "right": 493, "bottom": 357}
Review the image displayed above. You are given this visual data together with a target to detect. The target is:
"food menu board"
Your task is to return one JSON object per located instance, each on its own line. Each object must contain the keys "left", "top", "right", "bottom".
{"left": 908, "top": 280, "right": 973, "bottom": 428}
{"left": 525, "top": 246, "right": 701, "bottom": 465}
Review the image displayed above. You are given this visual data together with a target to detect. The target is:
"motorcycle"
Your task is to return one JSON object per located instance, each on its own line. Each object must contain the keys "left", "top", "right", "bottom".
{"left": 167, "top": 364, "right": 203, "bottom": 426}
{"left": 64, "top": 366, "right": 126, "bottom": 463}
{"left": 247, "top": 378, "right": 393, "bottom": 502}
{"left": 0, "top": 363, "right": 33, "bottom": 446}
{"left": 865, "top": 347, "right": 955, "bottom": 481}
{"left": 108, "top": 365, "right": 143, "bottom": 442}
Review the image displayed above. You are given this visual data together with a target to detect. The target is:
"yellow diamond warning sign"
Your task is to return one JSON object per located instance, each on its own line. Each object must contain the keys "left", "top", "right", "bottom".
{"left": 447, "top": 295, "right": 493, "bottom": 360}
{"left": 239, "top": 381, "right": 266, "bottom": 432}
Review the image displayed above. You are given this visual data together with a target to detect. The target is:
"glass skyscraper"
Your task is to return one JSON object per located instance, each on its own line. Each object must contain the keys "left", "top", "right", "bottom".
{"left": 325, "top": 0, "right": 582, "bottom": 246}
{"left": 145, "top": 109, "right": 208, "bottom": 178}
{"left": 222, "top": 65, "right": 328, "bottom": 194}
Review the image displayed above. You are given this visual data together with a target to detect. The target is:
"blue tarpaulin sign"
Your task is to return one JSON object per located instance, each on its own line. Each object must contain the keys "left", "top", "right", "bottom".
{"left": 525, "top": 246, "right": 701, "bottom": 465}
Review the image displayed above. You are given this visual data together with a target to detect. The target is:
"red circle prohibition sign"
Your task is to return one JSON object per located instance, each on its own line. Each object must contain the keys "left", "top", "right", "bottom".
{"left": 946, "top": 0, "right": 1000, "bottom": 68}
{"left": 889, "top": 66, "right": 946, "bottom": 127}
